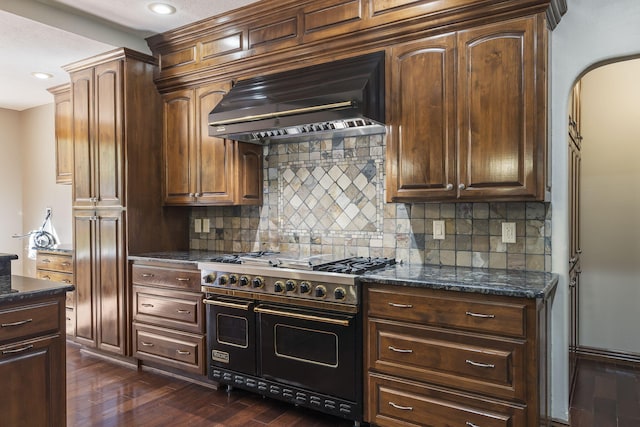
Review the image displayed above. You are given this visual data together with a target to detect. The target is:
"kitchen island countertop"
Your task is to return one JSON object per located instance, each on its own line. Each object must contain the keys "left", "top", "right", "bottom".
{"left": 0, "top": 275, "right": 75, "bottom": 304}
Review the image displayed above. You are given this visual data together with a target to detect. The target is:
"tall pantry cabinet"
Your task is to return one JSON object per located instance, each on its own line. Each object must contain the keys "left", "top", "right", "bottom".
{"left": 64, "top": 48, "right": 188, "bottom": 356}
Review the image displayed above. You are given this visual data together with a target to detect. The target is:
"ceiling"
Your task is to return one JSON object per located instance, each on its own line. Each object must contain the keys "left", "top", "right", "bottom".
{"left": 0, "top": 0, "right": 260, "bottom": 111}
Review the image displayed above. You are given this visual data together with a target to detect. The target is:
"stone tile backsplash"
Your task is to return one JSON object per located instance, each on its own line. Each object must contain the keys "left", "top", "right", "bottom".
{"left": 190, "top": 135, "right": 551, "bottom": 271}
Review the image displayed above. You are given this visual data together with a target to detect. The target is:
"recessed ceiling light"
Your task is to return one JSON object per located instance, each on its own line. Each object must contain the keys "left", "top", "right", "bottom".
{"left": 32, "top": 72, "right": 53, "bottom": 80}
{"left": 148, "top": 3, "right": 176, "bottom": 15}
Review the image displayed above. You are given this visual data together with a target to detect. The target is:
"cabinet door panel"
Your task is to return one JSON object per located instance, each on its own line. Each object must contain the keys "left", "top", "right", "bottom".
{"left": 94, "top": 61, "right": 124, "bottom": 207}
{"left": 457, "top": 17, "right": 539, "bottom": 199}
{"left": 236, "top": 142, "right": 263, "bottom": 204}
{"left": 54, "top": 88, "right": 73, "bottom": 184}
{"left": 163, "top": 90, "right": 195, "bottom": 204}
{"left": 72, "top": 69, "right": 94, "bottom": 207}
{"left": 386, "top": 34, "right": 456, "bottom": 202}
{"left": 73, "top": 211, "right": 96, "bottom": 346}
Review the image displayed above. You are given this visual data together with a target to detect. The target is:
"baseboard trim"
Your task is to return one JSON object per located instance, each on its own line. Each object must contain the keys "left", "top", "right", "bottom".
{"left": 549, "top": 418, "right": 570, "bottom": 427}
{"left": 78, "top": 347, "right": 139, "bottom": 370}
{"left": 576, "top": 345, "right": 640, "bottom": 367}
{"left": 141, "top": 365, "right": 220, "bottom": 391}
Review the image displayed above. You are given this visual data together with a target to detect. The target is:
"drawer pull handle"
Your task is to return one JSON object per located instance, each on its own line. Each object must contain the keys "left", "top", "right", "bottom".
{"left": 388, "top": 346, "right": 413, "bottom": 354}
{"left": 466, "top": 422, "right": 480, "bottom": 427}
{"left": 177, "top": 309, "right": 191, "bottom": 314}
{"left": 2, "top": 344, "right": 34, "bottom": 355}
{"left": 465, "top": 359, "right": 495, "bottom": 369}
{"left": 62, "top": 280, "right": 71, "bottom": 284}
{"left": 465, "top": 311, "right": 495, "bottom": 319}
{"left": 176, "top": 277, "right": 190, "bottom": 282}
{"left": 41, "top": 259, "right": 51, "bottom": 263}
{"left": 141, "top": 273, "right": 154, "bottom": 278}
{"left": 176, "top": 350, "right": 191, "bottom": 355}
{"left": 61, "top": 262, "right": 71, "bottom": 267}
{"left": 141, "top": 303, "right": 155, "bottom": 308}
{"left": 42, "top": 275, "right": 51, "bottom": 280}
{"left": 388, "top": 303, "right": 413, "bottom": 308}
{"left": 389, "top": 402, "right": 413, "bottom": 411}
{"left": 1, "top": 318, "right": 33, "bottom": 328}
{"left": 140, "top": 342, "right": 154, "bottom": 347}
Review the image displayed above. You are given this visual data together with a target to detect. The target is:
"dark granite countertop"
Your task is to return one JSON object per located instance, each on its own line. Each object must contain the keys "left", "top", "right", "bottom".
{"left": 361, "top": 263, "right": 558, "bottom": 299}
{"left": 128, "top": 250, "right": 227, "bottom": 265}
{"left": 0, "top": 275, "right": 75, "bottom": 304}
{"left": 36, "top": 244, "right": 73, "bottom": 255}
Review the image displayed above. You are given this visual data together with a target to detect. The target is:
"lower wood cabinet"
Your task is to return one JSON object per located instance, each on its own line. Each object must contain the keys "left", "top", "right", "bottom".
{"left": 364, "top": 284, "right": 549, "bottom": 427}
{"left": 36, "top": 250, "right": 75, "bottom": 337}
{"left": 130, "top": 261, "right": 206, "bottom": 376}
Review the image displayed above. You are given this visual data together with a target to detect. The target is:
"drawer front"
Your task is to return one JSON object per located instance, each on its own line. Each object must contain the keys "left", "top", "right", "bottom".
{"left": 36, "top": 253, "right": 72, "bottom": 273}
{"left": 132, "top": 323, "right": 205, "bottom": 375}
{"left": 36, "top": 270, "right": 73, "bottom": 286}
{"left": 367, "top": 286, "right": 527, "bottom": 338}
{"left": 133, "top": 285, "right": 204, "bottom": 334}
{"left": 368, "top": 373, "right": 526, "bottom": 427}
{"left": 0, "top": 300, "right": 60, "bottom": 343}
{"left": 369, "top": 319, "right": 525, "bottom": 401}
{"left": 65, "top": 307, "right": 75, "bottom": 337}
{"left": 131, "top": 264, "right": 201, "bottom": 291}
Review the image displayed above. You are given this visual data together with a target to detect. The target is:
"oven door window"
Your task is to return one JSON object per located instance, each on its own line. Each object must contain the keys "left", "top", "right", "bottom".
{"left": 217, "top": 313, "right": 248, "bottom": 348}
{"left": 274, "top": 324, "right": 338, "bottom": 367}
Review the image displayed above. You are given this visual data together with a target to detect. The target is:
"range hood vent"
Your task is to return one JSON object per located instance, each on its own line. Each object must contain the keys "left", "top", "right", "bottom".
{"left": 208, "top": 52, "right": 385, "bottom": 144}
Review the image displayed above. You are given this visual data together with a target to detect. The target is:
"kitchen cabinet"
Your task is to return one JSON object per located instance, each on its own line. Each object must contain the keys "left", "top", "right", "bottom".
{"left": 387, "top": 14, "right": 548, "bottom": 202}
{"left": 130, "top": 261, "right": 206, "bottom": 376}
{"left": 64, "top": 48, "right": 189, "bottom": 358}
{"left": 364, "top": 284, "right": 549, "bottom": 426}
{"left": 47, "top": 84, "right": 73, "bottom": 185}
{"left": 36, "top": 249, "right": 75, "bottom": 337}
{"left": 163, "top": 82, "right": 263, "bottom": 206}
{"left": 0, "top": 290, "right": 68, "bottom": 427}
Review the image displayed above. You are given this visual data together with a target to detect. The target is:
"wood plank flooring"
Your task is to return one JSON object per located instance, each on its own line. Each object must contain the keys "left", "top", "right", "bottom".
{"left": 570, "top": 358, "right": 640, "bottom": 427}
{"left": 66, "top": 344, "right": 353, "bottom": 426}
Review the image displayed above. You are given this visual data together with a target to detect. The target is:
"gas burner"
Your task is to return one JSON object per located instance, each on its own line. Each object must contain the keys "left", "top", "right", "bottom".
{"left": 208, "top": 251, "right": 280, "bottom": 264}
{"left": 314, "top": 257, "right": 396, "bottom": 274}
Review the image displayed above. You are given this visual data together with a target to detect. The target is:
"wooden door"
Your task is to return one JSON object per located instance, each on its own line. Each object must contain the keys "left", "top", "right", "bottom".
{"left": 73, "top": 210, "right": 96, "bottom": 347}
{"left": 163, "top": 89, "right": 196, "bottom": 204}
{"left": 195, "top": 83, "right": 235, "bottom": 204}
{"left": 94, "top": 60, "right": 124, "bottom": 207}
{"left": 236, "top": 142, "right": 264, "bottom": 205}
{"left": 71, "top": 68, "right": 95, "bottom": 207}
{"left": 457, "top": 16, "right": 543, "bottom": 200}
{"left": 386, "top": 34, "right": 456, "bottom": 202}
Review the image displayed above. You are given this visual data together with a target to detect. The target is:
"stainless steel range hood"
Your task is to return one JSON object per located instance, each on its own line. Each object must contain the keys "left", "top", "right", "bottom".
{"left": 208, "top": 52, "right": 385, "bottom": 144}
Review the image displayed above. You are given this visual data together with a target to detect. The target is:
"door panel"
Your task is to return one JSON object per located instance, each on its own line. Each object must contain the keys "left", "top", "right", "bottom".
{"left": 163, "top": 90, "right": 195, "bottom": 204}
{"left": 72, "top": 69, "right": 94, "bottom": 207}
{"left": 73, "top": 211, "right": 96, "bottom": 346}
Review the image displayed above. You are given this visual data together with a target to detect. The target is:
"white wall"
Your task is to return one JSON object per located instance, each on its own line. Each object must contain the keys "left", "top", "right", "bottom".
{"left": 579, "top": 60, "right": 640, "bottom": 353}
{"left": 550, "top": 0, "right": 640, "bottom": 421}
{"left": 20, "top": 103, "right": 72, "bottom": 277}
{"left": 0, "top": 108, "right": 25, "bottom": 273}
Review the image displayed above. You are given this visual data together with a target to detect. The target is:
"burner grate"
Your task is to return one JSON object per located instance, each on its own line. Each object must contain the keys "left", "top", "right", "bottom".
{"left": 314, "top": 257, "right": 395, "bottom": 274}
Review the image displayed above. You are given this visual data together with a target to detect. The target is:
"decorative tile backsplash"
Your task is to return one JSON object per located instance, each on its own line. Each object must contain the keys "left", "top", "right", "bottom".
{"left": 190, "top": 135, "right": 552, "bottom": 271}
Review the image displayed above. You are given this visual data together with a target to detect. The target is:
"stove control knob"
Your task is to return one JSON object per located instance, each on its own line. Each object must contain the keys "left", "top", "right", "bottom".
{"left": 252, "top": 276, "right": 264, "bottom": 289}
{"left": 334, "top": 287, "right": 346, "bottom": 300}
{"left": 217, "top": 274, "right": 228, "bottom": 285}
{"left": 204, "top": 273, "right": 217, "bottom": 284}
{"left": 274, "top": 281, "right": 285, "bottom": 293}
{"left": 314, "top": 285, "right": 327, "bottom": 298}
{"left": 239, "top": 275, "right": 250, "bottom": 287}
{"left": 285, "top": 280, "right": 297, "bottom": 292}
{"left": 299, "top": 281, "right": 311, "bottom": 294}
{"left": 229, "top": 274, "right": 238, "bottom": 285}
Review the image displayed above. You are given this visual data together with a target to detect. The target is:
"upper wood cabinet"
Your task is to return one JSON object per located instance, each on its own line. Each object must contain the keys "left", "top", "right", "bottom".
{"left": 163, "top": 82, "right": 263, "bottom": 206}
{"left": 387, "top": 14, "right": 548, "bottom": 202}
{"left": 48, "top": 84, "right": 73, "bottom": 185}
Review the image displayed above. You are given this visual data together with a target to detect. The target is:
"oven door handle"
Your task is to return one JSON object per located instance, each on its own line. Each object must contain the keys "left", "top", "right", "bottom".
{"left": 254, "top": 306, "right": 351, "bottom": 327}
{"left": 203, "top": 299, "right": 252, "bottom": 311}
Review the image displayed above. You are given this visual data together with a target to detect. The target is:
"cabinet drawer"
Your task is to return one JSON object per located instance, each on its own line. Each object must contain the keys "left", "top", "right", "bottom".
{"left": 133, "top": 285, "right": 204, "bottom": 334}
{"left": 0, "top": 301, "right": 60, "bottom": 343}
{"left": 367, "top": 286, "right": 527, "bottom": 338}
{"left": 36, "top": 253, "right": 72, "bottom": 273}
{"left": 36, "top": 270, "right": 73, "bottom": 286}
{"left": 132, "top": 322, "right": 205, "bottom": 375}
{"left": 131, "top": 265, "right": 201, "bottom": 291}
{"left": 369, "top": 319, "right": 525, "bottom": 401}
{"left": 368, "top": 373, "right": 526, "bottom": 427}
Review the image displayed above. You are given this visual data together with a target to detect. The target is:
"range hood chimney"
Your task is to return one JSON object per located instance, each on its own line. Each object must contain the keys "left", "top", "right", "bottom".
{"left": 208, "top": 51, "right": 385, "bottom": 144}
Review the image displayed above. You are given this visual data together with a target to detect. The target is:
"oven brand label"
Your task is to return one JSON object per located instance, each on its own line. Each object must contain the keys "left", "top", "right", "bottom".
{"left": 212, "top": 350, "right": 230, "bottom": 363}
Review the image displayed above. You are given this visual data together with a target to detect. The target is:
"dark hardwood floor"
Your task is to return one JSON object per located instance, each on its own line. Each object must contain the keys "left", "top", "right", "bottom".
{"left": 570, "top": 358, "right": 640, "bottom": 427}
{"left": 66, "top": 344, "right": 353, "bottom": 426}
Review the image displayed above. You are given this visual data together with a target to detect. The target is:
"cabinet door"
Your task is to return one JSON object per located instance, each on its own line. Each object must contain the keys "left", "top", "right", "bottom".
{"left": 73, "top": 210, "right": 96, "bottom": 347}
{"left": 53, "top": 88, "right": 73, "bottom": 184}
{"left": 386, "top": 34, "right": 456, "bottom": 202}
{"left": 163, "top": 89, "right": 196, "bottom": 204}
{"left": 457, "top": 16, "right": 543, "bottom": 200}
{"left": 94, "top": 61, "right": 124, "bottom": 207}
{"left": 195, "top": 83, "right": 235, "bottom": 204}
{"left": 236, "top": 142, "right": 264, "bottom": 205}
{"left": 71, "top": 68, "right": 95, "bottom": 207}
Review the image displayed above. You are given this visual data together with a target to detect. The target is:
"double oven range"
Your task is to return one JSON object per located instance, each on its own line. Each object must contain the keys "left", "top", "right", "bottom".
{"left": 199, "top": 253, "right": 395, "bottom": 424}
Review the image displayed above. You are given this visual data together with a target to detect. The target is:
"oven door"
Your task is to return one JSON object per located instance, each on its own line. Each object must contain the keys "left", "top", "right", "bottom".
{"left": 205, "top": 296, "right": 256, "bottom": 375}
{"left": 255, "top": 304, "right": 357, "bottom": 401}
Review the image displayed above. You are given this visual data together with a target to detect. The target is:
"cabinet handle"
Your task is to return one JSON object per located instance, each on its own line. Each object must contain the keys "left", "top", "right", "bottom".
{"left": 177, "top": 309, "right": 191, "bottom": 314}
{"left": 388, "top": 302, "right": 412, "bottom": 309}
{"left": 569, "top": 257, "right": 577, "bottom": 264}
{"left": 466, "top": 422, "right": 480, "bottom": 427}
{"left": 41, "top": 259, "right": 51, "bottom": 263}
{"left": 458, "top": 183, "right": 466, "bottom": 190}
{"left": 388, "top": 346, "right": 413, "bottom": 354}
{"left": 388, "top": 402, "right": 413, "bottom": 411}
{"left": 465, "top": 311, "right": 495, "bottom": 319}
{"left": 1, "top": 318, "right": 33, "bottom": 328}
{"left": 176, "top": 350, "right": 191, "bottom": 355}
{"left": 42, "top": 275, "right": 51, "bottom": 280}
{"left": 176, "top": 277, "right": 190, "bottom": 282}
{"left": 465, "top": 359, "right": 495, "bottom": 369}
{"left": 140, "top": 342, "right": 154, "bottom": 347}
{"left": 141, "top": 303, "right": 155, "bottom": 308}
{"left": 569, "top": 279, "right": 577, "bottom": 288}
{"left": 445, "top": 183, "right": 454, "bottom": 191}
{"left": 188, "top": 193, "right": 195, "bottom": 197}
{"left": 141, "top": 273, "right": 154, "bottom": 278}
{"left": 66, "top": 317, "right": 72, "bottom": 321}
{"left": 62, "top": 280, "right": 71, "bottom": 284}
{"left": 2, "top": 344, "right": 34, "bottom": 355}
{"left": 195, "top": 193, "right": 203, "bottom": 197}
{"left": 61, "top": 262, "right": 71, "bottom": 267}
